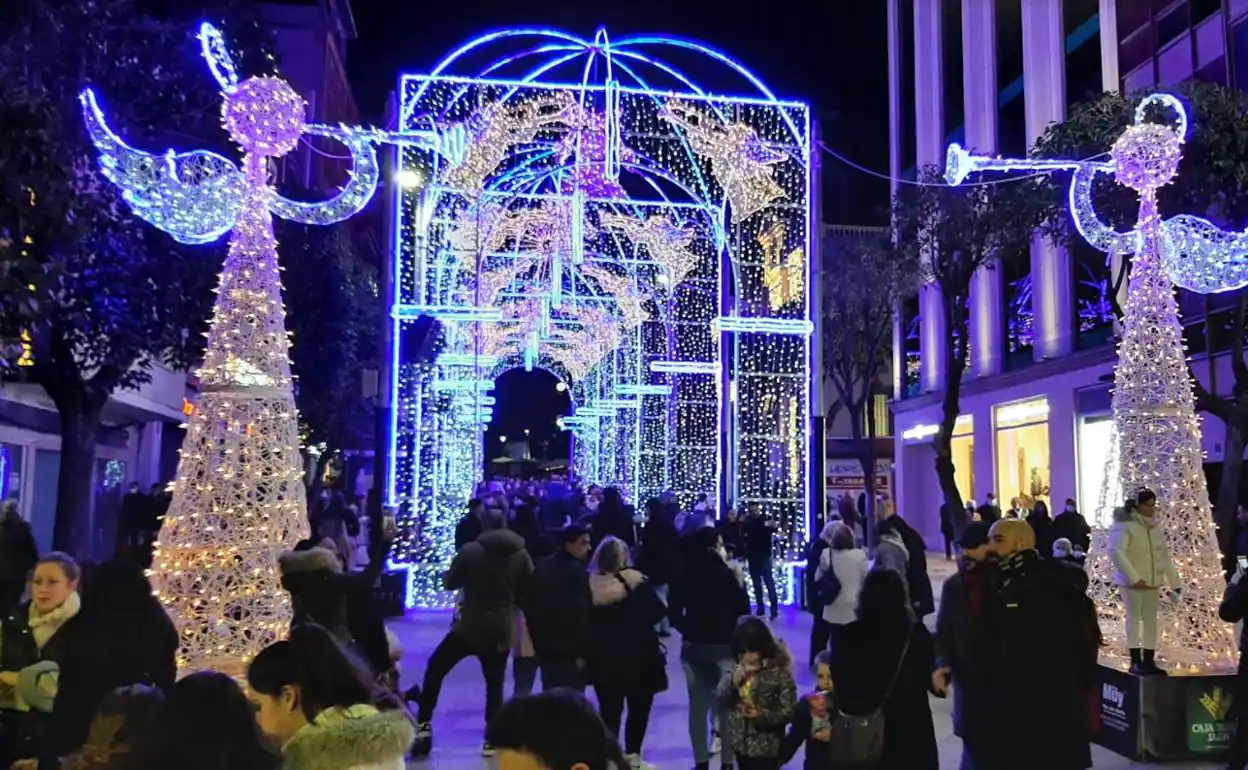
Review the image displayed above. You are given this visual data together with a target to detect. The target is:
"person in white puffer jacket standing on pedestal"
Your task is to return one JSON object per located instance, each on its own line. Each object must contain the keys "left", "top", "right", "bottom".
{"left": 1109, "top": 488, "right": 1181, "bottom": 676}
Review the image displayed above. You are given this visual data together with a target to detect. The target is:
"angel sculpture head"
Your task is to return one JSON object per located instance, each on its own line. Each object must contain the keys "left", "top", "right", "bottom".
{"left": 1111, "top": 93, "right": 1188, "bottom": 194}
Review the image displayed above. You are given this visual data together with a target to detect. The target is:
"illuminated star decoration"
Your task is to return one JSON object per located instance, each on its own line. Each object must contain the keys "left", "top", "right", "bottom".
{"left": 556, "top": 105, "right": 635, "bottom": 198}
{"left": 758, "top": 220, "right": 805, "bottom": 310}
{"left": 78, "top": 22, "right": 447, "bottom": 676}
{"left": 598, "top": 211, "right": 702, "bottom": 287}
{"left": 661, "top": 99, "right": 786, "bottom": 222}
{"left": 945, "top": 93, "right": 1237, "bottom": 672}
{"left": 443, "top": 93, "right": 578, "bottom": 199}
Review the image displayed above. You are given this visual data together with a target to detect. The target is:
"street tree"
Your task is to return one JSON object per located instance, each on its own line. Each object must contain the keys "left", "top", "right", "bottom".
{"left": 0, "top": 0, "right": 272, "bottom": 554}
{"left": 279, "top": 216, "right": 381, "bottom": 496}
{"left": 822, "top": 228, "right": 920, "bottom": 525}
{"left": 1034, "top": 83, "right": 1248, "bottom": 547}
{"left": 891, "top": 165, "right": 1049, "bottom": 522}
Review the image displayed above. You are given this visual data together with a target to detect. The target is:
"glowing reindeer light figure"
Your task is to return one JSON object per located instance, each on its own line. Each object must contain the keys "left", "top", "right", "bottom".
{"left": 946, "top": 93, "right": 1238, "bottom": 671}
{"left": 79, "top": 23, "right": 449, "bottom": 675}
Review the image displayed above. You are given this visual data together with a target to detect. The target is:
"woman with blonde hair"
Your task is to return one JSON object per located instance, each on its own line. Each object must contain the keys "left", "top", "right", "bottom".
{"left": 586, "top": 536, "right": 667, "bottom": 770}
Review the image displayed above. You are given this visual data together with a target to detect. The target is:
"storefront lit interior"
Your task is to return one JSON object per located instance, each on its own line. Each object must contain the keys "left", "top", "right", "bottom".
{"left": 993, "top": 398, "right": 1051, "bottom": 512}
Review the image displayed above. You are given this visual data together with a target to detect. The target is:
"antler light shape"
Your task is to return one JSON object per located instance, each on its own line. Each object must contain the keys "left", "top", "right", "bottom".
{"left": 79, "top": 23, "right": 446, "bottom": 677}
{"left": 946, "top": 92, "right": 1237, "bottom": 671}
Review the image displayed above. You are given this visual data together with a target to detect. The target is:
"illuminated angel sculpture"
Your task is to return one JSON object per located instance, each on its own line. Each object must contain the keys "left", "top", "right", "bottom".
{"left": 661, "top": 99, "right": 785, "bottom": 222}
{"left": 79, "top": 22, "right": 445, "bottom": 675}
{"left": 946, "top": 94, "right": 1248, "bottom": 295}
{"left": 946, "top": 93, "right": 1238, "bottom": 671}
{"left": 444, "top": 93, "right": 578, "bottom": 198}
{"left": 598, "top": 212, "right": 702, "bottom": 287}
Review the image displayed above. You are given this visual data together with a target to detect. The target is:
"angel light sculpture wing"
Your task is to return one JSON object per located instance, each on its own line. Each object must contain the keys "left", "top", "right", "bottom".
{"left": 82, "top": 22, "right": 446, "bottom": 240}
{"left": 80, "top": 89, "right": 246, "bottom": 245}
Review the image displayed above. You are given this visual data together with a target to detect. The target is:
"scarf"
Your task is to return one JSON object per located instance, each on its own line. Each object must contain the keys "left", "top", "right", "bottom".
{"left": 997, "top": 549, "right": 1041, "bottom": 590}
{"left": 28, "top": 591, "right": 81, "bottom": 650}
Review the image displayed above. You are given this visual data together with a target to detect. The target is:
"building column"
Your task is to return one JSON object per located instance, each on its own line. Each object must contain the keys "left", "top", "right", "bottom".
{"left": 1023, "top": 0, "right": 1074, "bottom": 360}
{"left": 963, "top": 0, "right": 1003, "bottom": 378}
{"left": 1099, "top": 0, "right": 1120, "bottom": 92}
{"left": 887, "top": 0, "right": 905, "bottom": 400}
{"left": 914, "top": 0, "right": 946, "bottom": 390}
{"left": 137, "top": 421, "right": 163, "bottom": 489}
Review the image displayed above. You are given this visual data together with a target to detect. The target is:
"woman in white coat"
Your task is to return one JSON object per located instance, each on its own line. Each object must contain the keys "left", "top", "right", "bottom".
{"left": 816, "top": 523, "right": 870, "bottom": 653}
{"left": 1109, "top": 488, "right": 1181, "bottom": 675}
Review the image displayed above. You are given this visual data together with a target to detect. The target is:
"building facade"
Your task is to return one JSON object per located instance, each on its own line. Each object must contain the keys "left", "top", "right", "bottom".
{"left": 888, "top": 0, "right": 1248, "bottom": 547}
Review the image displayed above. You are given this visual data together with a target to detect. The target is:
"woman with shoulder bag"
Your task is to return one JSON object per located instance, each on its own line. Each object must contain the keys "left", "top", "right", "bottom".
{"left": 827, "top": 568, "right": 939, "bottom": 770}
{"left": 587, "top": 536, "right": 668, "bottom": 770}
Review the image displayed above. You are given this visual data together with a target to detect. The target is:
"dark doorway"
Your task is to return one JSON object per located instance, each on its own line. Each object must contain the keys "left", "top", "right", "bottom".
{"left": 484, "top": 368, "right": 573, "bottom": 477}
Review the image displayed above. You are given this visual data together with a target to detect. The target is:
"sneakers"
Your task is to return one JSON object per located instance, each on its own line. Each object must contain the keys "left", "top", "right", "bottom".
{"left": 482, "top": 742, "right": 497, "bottom": 757}
{"left": 710, "top": 730, "right": 721, "bottom": 755}
{"left": 411, "top": 721, "right": 432, "bottom": 758}
{"left": 625, "top": 754, "right": 654, "bottom": 770}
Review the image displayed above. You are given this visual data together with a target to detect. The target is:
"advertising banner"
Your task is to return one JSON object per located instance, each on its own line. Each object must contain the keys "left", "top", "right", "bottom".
{"left": 1186, "top": 679, "right": 1235, "bottom": 754}
{"left": 1096, "top": 667, "right": 1140, "bottom": 758}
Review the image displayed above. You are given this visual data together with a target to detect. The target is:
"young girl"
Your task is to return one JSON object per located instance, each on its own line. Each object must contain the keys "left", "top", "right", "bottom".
{"left": 781, "top": 650, "right": 834, "bottom": 770}
{"left": 718, "top": 617, "right": 797, "bottom": 770}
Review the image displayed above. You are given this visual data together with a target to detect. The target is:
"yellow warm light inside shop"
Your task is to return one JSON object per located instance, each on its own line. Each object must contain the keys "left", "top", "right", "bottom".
{"left": 994, "top": 398, "right": 1051, "bottom": 511}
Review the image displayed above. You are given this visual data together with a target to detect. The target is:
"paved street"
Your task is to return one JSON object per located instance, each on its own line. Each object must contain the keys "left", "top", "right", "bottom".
{"left": 390, "top": 554, "right": 1220, "bottom": 769}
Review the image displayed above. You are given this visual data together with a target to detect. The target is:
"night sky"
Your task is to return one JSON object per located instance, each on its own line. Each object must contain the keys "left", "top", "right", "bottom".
{"left": 346, "top": 0, "right": 891, "bottom": 225}
{"left": 344, "top": 0, "right": 890, "bottom": 461}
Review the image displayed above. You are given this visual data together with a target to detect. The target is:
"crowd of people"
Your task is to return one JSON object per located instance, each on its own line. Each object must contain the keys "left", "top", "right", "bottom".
{"left": 1, "top": 471, "right": 1242, "bottom": 770}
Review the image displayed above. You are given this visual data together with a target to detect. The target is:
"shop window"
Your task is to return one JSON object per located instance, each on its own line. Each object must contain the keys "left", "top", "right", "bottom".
{"left": 952, "top": 416, "right": 975, "bottom": 505}
{"left": 1192, "top": 0, "right": 1223, "bottom": 23}
{"left": 994, "top": 398, "right": 1051, "bottom": 512}
{"left": 1118, "top": 0, "right": 1152, "bottom": 38}
{"left": 1234, "top": 18, "right": 1248, "bottom": 88}
{"left": 1157, "top": 3, "right": 1192, "bottom": 48}
{"left": 1120, "top": 27, "right": 1157, "bottom": 76}
{"left": 1077, "top": 416, "right": 1120, "bottom": 527}
{"left": 1159, "top": 37, "right": 1195, "bottom": 84}
{"left": 0, "top": 443, "right": 24, "bottom": 511}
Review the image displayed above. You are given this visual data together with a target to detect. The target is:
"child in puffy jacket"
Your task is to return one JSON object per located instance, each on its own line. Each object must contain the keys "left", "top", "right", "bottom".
{"left": 780, "top": 649, "right": 834, "bottom": 770}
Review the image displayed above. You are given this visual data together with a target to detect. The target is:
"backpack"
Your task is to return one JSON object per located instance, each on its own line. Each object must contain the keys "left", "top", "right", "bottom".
{"left": 814, "top": 564, "right": 843, "bottom": 606}
{"left": 827, "top": 636, "right": 910, "bottom": 766}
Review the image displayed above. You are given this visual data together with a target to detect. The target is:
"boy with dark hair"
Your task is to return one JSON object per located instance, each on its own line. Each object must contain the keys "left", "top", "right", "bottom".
{"left": 781, "top": 649, "right": 835, "bottom": 770}
{"left": 527, "top": 524, "right": 594, "bottom": 692}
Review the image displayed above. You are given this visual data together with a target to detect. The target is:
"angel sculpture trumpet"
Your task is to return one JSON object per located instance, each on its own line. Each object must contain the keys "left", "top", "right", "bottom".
{"left": 945, "top": 93, "right": 1248, "bottom": 295}
{"left": 78, "top": 22, "right": 454, "bottom": 675}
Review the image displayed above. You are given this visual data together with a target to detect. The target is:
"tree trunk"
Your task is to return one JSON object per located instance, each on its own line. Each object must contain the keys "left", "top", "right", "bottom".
{"left": 934, "top": 294, "right": 968, "bottom": 530}
{"left": 53, "top": 398, "right": 104, "bottom": 558}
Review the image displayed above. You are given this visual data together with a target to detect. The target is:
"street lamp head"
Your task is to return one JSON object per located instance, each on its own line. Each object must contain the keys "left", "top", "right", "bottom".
{"left": 499, "top": 435, "right": 507, "bottom": 443}
{"left": 555, "top": 381, "right": 567, "bottom": 392}
{"left": 395, "top": 168, "right": 425, "bottom": 189}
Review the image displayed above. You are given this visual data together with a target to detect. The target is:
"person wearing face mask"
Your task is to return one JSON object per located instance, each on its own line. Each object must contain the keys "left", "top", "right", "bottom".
{"left": 1050, "top": 498, "right": 1091, "bottom": 557}
{"left": 1110, "top": 489, "right": 1181, "bottom": 675}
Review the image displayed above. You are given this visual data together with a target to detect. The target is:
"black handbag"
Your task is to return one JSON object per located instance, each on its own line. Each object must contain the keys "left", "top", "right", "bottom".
{"left": 827, "top": 636, "right": 910, "bottom": 766}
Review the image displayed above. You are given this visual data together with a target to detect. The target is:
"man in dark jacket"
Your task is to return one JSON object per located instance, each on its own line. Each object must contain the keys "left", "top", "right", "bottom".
{"left": 934, "top": 523, "right": 995, "bottom": 770}
{"left": 981, "top": 519, "right": 1098, "bottom": 770}
{"left": 977, "top": 493, "right": 1002, "bottom": 525}
{"left": 743, "top": 503, "right": 779, "bottom": 619}
{"left": 1219, "top": 568, "right": 1248, "bottom": 769}
{"left": 526, "top": 523, "right": 593, "bottom": 692}
{"left": 669, "top": 526, "right": 750, "bottom": 770}
{"left": 1049, "top": 498, "right": 1092, "bottom": 555}
{"left": 454, "top": 498, "right": 486, "bottom": 552}
{"left": 878, "top": 501, "right": 935, "bottom": 618}
{"left": 412, "top": 511, "right": 533, "bottom": 757}
{"left": 0, "top": 502, "right": 37, "bottom": 613}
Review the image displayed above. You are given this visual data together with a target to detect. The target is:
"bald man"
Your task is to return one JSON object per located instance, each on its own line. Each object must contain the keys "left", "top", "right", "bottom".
{"left": 987, "top": 518, "right": 1035, "bottom": 557}
{"left": 978, "top": 518, "right": 1098, "bottom": 770}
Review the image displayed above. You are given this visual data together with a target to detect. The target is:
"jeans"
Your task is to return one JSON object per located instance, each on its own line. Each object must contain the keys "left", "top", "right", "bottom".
{"left": 736, "top": 758, "right": 778, "bottom": 770}
{"left": 596, "top": 686, "right": 655, "bottom": 755}
{"left": 653, "top": 583, "right": 671, "bottom": 634}
{"left": 681, "top": 643, "right": 735, "bottom": 765}
{"left": 749, "top": 559, "right": 778, "bottom": 617}
{"left": 416, "top": 631, "right": 508, "bottom": 731}
{"left": 513, "top": 656, "right": 538, "bottom": 697}
{"left": 538, "top": 655, "right": 586, "bottom": 692}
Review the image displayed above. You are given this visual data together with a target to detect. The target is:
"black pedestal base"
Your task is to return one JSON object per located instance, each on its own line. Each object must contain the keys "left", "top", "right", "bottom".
{"left": 1094, "top": 663, "right": 1236, "bottom": 761}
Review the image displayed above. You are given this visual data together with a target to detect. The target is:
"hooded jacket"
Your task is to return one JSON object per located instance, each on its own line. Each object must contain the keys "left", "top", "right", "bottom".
{"left": 586, "top": 568, "right": 667, "bottom": 693}
{"left": 280, "top": 546, "right": 352, "bottom": 643}
{"left": 526, "top": 550, "right": 592, "bottom": 661}
{"left": 282, "top": 704, "right": 414, "bottom": 770}
{"left": 1108, "top": 506, "right": 1181, "bottom": 589}
{"left": 444, "top": 529, "right": 533, "bottom": 652}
